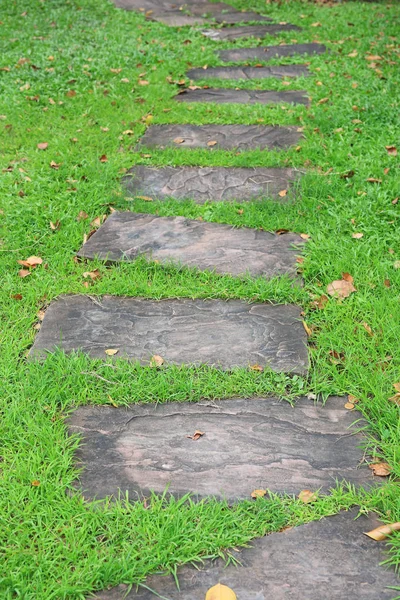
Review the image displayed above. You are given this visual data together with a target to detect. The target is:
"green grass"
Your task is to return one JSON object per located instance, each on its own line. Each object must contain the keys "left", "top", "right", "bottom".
{"left": 0, "top": 0, "right": 400, "bottom": 596}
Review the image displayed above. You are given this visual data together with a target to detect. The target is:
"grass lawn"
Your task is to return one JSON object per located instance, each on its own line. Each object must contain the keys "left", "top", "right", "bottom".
{"left": 0, "top": 0, "right": 399, "bottom": 597}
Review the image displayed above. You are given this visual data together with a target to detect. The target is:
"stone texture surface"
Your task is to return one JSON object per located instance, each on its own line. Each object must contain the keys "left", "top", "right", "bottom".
{"left": 123, "top": 166, "right": 301, "bottom": 203}
{"left": 153, "top": 14, "right": 207, "bottom": 25}
{"left": 94, "top": 510, "right": 398, "bottom": 599}
{"left": 213, "top": 11, "right": 272, "bottom": 24}
{"left": 30, "top": 297, "right": 308, "bottom": 373}
{"left": 187, "top": 64, "right": 310, "bottom": 80}
{"left": 77, "top": 212, "right": 303, "bottom": 278}
{"left": 174, "top": 88, "right": 309, "bottom": 105}
{"left": 202, "top": 24, "right": 301, "bottom": 40}
{"left": 137, "top": 124, "right": 303, "bottom": 151}
{"left": 68, "top": 397, "right": 374, "bottom": 503}
{"left": 219, "top": 42, "right": 327, "bottom": 62}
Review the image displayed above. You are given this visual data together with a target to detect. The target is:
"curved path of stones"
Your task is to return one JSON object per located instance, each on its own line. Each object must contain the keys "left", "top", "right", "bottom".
{"left": 30, "top": 2, "right": 398, "bottom": 598}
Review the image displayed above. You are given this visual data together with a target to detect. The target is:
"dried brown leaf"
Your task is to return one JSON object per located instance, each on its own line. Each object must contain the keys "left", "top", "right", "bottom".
{"left": 327, "top": 279, "right": 356, "bottom": 299}
{"left": 298, "top": 489, "right": 317, "bottom": 504}
{"left": 150, "top": 354, "right": 164, "bottom": 368}
{"left": 364, "top": 522, "right": 400, "bottom": 541}
{"left": 251, "top": 489, "right": 267, "bottom": 499}
{"left": 369, "top": 462, "right": 391, "bottom": 477}
{"left": 105, "top": 348, "right": 119, "bottom": 356}
{"left": 37, "top": 142, "right": 48, "bottom": 150}
{"left": 205, "top": 583, "right": 237, "bottom": 600}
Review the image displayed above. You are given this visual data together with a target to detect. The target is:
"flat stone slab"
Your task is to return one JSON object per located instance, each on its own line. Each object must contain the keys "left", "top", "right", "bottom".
{"left": 77, "top": 212, "right": 303, "bottom": 278}
{"left": 93, "top": 510, "right": 398, "bottom": 599}
{"left": 219, "top": 42, "right": 327, "bottom": 62}
{"left": 123, "top": 166, "right": 301, "bottom": 203}
{"left": 68, "top": 397, "right": 375, "bottom": 503}
{"left": 202, "top": 24, "right": 301, "bottom": 40}
{"left": 30, "top": 297, "right": 308, "bottom": 372}
{"left": 137, "top": 124, "right": 303, "bottom": 151}
{"left": 213, "top": 11, "right": 272, "bottom": 24}
{"left": 187, "top": 64, "right": 310, "bottom": 80}
{"left": 175, "top": 88, "right": 309, "bottom": 105}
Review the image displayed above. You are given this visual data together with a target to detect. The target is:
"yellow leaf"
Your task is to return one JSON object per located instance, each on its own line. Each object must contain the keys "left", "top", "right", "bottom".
{"left": 344, "top": 402, "right": 355, "bottom": 410}
{"left": 205, "top": 584, "right": 237, "bottom": 600}
{"left": 105, "top": 348, "right": 119, "bottom": 356}
{"left": 302, "top": 321, "right": 312, "bottom": 337}
{"left": 173, "top": 137, "right": 185, "bottom": 144}
{"left": 251, "top": 489, "right": 267, "bottom": 498}
{"left": 369, "top": 462, "right": 391, "bottom": 477}
{"left": 364, "top": 522, "right": 400, "bottom": 541}
{"left": 207, "top": 140, "right": 218, "bottom": 146}
{"left": 298, "top": 489, "right": 317, "bottom": 503}
{"left": 278, "top": 189, "right": 287, "bottom": 197}
{"left": 150, "top": 354, "right": 164, "bottom": 367}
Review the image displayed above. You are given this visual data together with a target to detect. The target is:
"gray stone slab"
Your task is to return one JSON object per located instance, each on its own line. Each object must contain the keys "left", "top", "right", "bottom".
{"left": 77, "top": 212, "right": 303, "bottom": 278}
{"left": 187, "top": 64, "right": 310, "bottom": 80}
{"left": 30, "top": 297, "right": 308, "bottom": 373}
{"left": 93, "top": 510, "right": 399, "bottom": 599}
{"left": 219, "top": 42, "right": 327, "bottom": 62}
{"left": 123, "top": 166, "right": 301, "bottom": 203}
{"left": 151, "top": 14, "right": 207, "bottom": 25}
{"left": 174, "top": 88, "right": 309, "bottom": 105}
{"left": 67, "top": 397, "right": 375, "bottom": 503}
{"left": 202, "top": 24, "right": 301, "bottom": 40}
{"left": 213, "top": 11, "right": 273, "bottom": 24}
{"left": 137, "top": 124, "right": 303, "bottom": 151}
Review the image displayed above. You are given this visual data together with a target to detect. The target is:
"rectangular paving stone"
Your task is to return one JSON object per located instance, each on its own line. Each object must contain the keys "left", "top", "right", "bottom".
{"left": 219, "top": 42, "right": 327, "bottom": 62}
{"left": 137, "top": 124, "right": 303, "bottom": 151}
{"left": 202, "top": 24, "right": 301, "bottom": 40}
{"left": 30, "top": 297, "right": 308, "bottom": 373}
{"left": 94, "top": 510, "right": 398, "bottom": 599}
{"left": 174, "top": 88, "right": 309, "bottom": 105}
{"left": 187, "top": 64, "right": 310, "bottom": 80}
{"left": 123, "top": 166, "right": 301, "bottom": 203}
{"left": 151, "top": 14, "right": 207, "bottom": 26}
{"left": 212, "top": 12, "right": 273, "bottom": 24}
{"left": 77, "top": 212, "right": 303, "bottom": 279}
{"left": 67, "top": 396, "right": 374, "bottom": 503}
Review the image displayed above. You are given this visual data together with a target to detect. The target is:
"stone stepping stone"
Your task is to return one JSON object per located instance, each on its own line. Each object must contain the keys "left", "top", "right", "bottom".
{"left": 202, "top": 24, "right": 301, "bottom": 41}
{"left": 123, "top": 166, "right": 301, "bottom": 203}
{"left": 187, "top": 2, "right": 272, "bottom": 23}
{"left": 67, "top": 397, "right": 375, "bottom": 503}
{"left": 174, "top": 88, "right": 309, "bottom": 106}
{"left": 77, "top": 212, "right": 303, "bottom": 279}
{"left": 137, "top": 124, "right": 303, "bottom": 151}
{"left": 187, "top": 64, "right": 310, "bottom": 80}
{"left": 213, "top": 11, "right": 273, "bottom": 24}
{"left": 93, "top": 509, "right": 398, "bottom": 599}
{"left": 30, "top": 297, "right": 308, "bottom": 373}
{"left": 219, "top": 42, "right": 327, "bottom": 62}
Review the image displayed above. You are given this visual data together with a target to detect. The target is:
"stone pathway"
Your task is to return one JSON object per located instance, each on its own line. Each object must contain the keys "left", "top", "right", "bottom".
{"left": 123, "top": 166, "right": 301, "bottom": 202}
{"left": 32, "top": 0, "right": 398, "bottom": 596}
{"left": 31, "top": 297, "right": 308, "bottom": 372}
{"left": 68, "top": 397, "right": 374, "bottom": 502}
{"left": 77, "top": 212, "right": 303, "bottom": 278}
{"left": 94, "top": 510, "right": 399, "bottom": 599}
{"left": 136, "top": 124, "right": 303, "bottom": 151}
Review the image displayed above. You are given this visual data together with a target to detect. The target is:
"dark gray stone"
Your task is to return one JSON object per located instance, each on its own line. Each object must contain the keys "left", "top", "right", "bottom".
{"left": 67, "top": 397, "right": 375, "bottom": 503}
{"left": 30, "top": 297, "right": 308, "bottom": 373}
{"left": 137, "top": 124, "right": 303, "bottom": 151}
{"left": 123, "top": 166, "right": 301, "bottom": 203}
{"left": 152, "top": 14, "right": 207, "bottom": 25}
{"left": 77, "top": 212, "right": 303, "bottom": 278}
{"left": 93, "top": 510, "right": 398, "bottom": 599}
{"left": 175, "top": 87, "right": 309, "bottom": 105}
{"left": 202, "top": 24, "right": 301, "bottom": 40}
{"left": 187, "top": 64, "right": 310, "bottom": 80}
{"left": 219, "top": 42, "right": 327, "bottom": 62}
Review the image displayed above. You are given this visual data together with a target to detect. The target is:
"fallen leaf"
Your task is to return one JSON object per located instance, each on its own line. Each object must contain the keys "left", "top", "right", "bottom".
{"left": 120, "top": 77, "right": 129, "bottom": 83}
{"left": 348, "top": 50, "right": 358, "bottom": 57}
{"left": 300, "top": 233, "right": 311, "bottom": 240}
{"left": 311, "top": 22, "right": 321, "bottom": 27}
{"left": 384, "top": 279, "right": 390, "bottom": 288}
{"left": 136, "top": 195, "right": 153, "bottom": 202}
{"left": 138, "top": 79, "right": 149, "bottom": 85}
{"left": 150, "top": 354, "right": 164, "bottom": 367}
{"left": 366, "top": 55, "right": 382, "bottom": 61}
{"left": 18, "top": 269, "right": 31, "bottom": 278}
{"left": 302, "top": 321, "right": 312, "bottom": 337}
{"left": 313, "top": 294, "right": 329, "bottom": 310}
{"left": 82, "top": 269, "right": 101, "bottom": 280}
{"left": 20, "top": 255, "right": 43, "bottom": 267}
{"left": 187, "top": 430, "right": 205, "bottom": 441}
{"left": 205, "top": 583, "right": 237, "bottom": 600}
{"left": 207, "top": 140, "right": 218, "bottom": 147}
{"left": 77, "top": 210, "right": 88, "bottom": 221}
{"left": 364, "top": 522, "right": 400, "bottom": 541}
{"left": 250, "top": 364, "right": 263, "bottom": 372}
{"left": 361, "top": 321, "right": 373, "bottom": 336}
{"left": 105, "top": 348, "right": 119, "bottom": 356}
{"left": 278, "top": 189, "right": 287, "bottom": 197}
{"left": 348, "top": 394, "right": 359, "bottom": 404}
{"left": 352, "top": 232, "right": 363, "bottom": 239}
{"left": 37, "top": 142, "right": 48, "bottom": 150}
{"left": 251, "top": 489, "right": 267, "bottom": 499}
{"left": 388, "top": 393, "right": 400, "bottom": 406}
{"left": 393, "top": 383, "right": 400, "bottom": 393}
{"left": 298, "top": 489, "right": 317, "bottom": 503}
{"left": 386, "top": 146, "right": 397, "bottom": 156}
{"left": 275, "top": 229, "right": 289, "bottom": 235}
{"left": 344, "top": 402, "right": 355, "bottom": 410}
{"left": 50, "top": 160, "right": 60, "bottom": 169}
{"left": 173, "top": 137, "right": 184, "bottom": 144}
{"left": 366, "top": 177, "right": 382, "bottom": 183}
{"left": 369, "top": 462, "right": 391, "bottom": 477}
{"left": 394, "top": 261, "right": 400, "bottom": 269}
{"left": 327, "top": 279, "right": 356, "bottom": 299}
{"left": 110, "top": 68, "right": 122, "bottom": 73}
{"left": 31, "top": 480, "right": 40, "bottom": 487}
{"left": 66, "top": 89, "right": 76, "bottom": 97}
{"left": 12, "top": 294, "right": 23, "bottom": 300}
{"left": 99, "top": 154, "right": 108, "bottom": 162}
{"left": 317, "top": 97, "right": 329, "bottom": 104}
{"left": 341, "top": 170, "right": 355, "bottom": 179}
{"left": 342, "top": 272, "right": 354, "bottom": 283}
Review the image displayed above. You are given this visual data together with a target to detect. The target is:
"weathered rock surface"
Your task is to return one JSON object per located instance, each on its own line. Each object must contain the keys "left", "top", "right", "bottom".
{"left": 219, "top": 42, "right": 327, "bottom": 62}
{"left": 174, "top": 88, "right": 309, "bottom": 105}
{"left": 187, "top": 64, "right": 310, "bottom": 80}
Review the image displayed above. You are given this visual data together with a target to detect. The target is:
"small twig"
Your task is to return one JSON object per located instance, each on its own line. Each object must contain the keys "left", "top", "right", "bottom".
{"left": 80, "top": 371, "right": 117, "bottom": 385}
